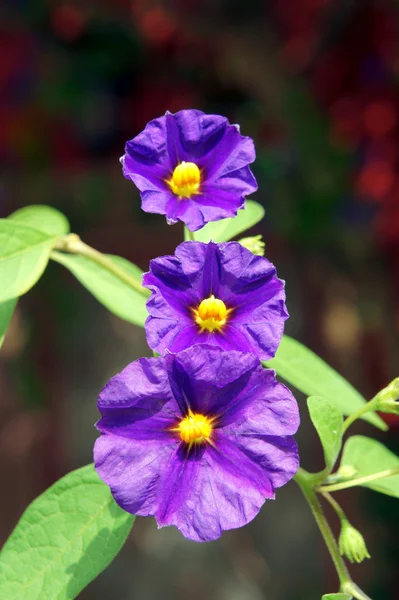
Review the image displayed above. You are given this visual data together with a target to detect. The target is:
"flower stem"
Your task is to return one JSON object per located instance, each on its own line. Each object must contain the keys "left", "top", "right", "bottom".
{"left": 53, "top": 234, "right": 148, "bottom": 296}
{"left": 342, "top": 399, "right": 377, "bottom": 433}
{"left": 187, "top": 229, "right": 196, "bottom": 241}
{"left": 319, "top": 467, "right": 399, "bottom": 493}
{"left": 321, "top": 491, "right": 347, "bottom": 522}
{"left": 294, "top": 468, "right": 351, "bottom": 589}
{"left": 346, "top": 582, "right": 373, "bottom": 600}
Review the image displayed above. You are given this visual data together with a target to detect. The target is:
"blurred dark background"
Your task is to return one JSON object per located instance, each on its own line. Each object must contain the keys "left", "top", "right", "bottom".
{"left": 1, "top": 1, "right": 399, "bottom": 598}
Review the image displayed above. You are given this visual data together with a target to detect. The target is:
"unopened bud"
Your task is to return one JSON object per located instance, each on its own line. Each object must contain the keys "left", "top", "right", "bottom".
{"left": 324, "top": 465, "right": 357, "bottom": 485}
{"left": 374, "top": 378, "right": 399, "bottom": 415}
{"left": 337, "top": 465, "right": 357, "bottom": 480}
{"left": 238, "top": 235, "right": 265, "bottom": 256}
{"left": 339, "top": 520, "right": 370, "bottom": 564}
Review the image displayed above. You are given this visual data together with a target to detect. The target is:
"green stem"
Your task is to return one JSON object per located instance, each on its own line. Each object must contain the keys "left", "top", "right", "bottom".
{"left": 342, "top": 399, "right": 377, "bottom": 433}
{"left": 294, "top": 468, "right": 351, "bottom": 589}
{"left": 321, "top": 491, "right": 347, "bottom": 523}
{"left": 319, "top": 467, "right": 399, "bottom": 493}
{"left": 53, "top": 234, "right": 148, "bottom": 297}
{"left": 187, "top": 229, "right": 195, "bottom": 241}
{"left": 345, "top": 582, "right": 373, "bottom": 600}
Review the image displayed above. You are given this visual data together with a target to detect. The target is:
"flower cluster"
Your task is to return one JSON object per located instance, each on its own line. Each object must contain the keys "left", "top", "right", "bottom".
{"left": 95, "top": 110, "right": 300, "bottom": 542}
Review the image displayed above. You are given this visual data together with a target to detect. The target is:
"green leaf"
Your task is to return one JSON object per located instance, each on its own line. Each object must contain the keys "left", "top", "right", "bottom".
{"left": 322, "top": 594, "right": 351, "bottom": 600}
{"left": 189, "top": 200, "right": 265, "bottom": 243}
{"left": 265, "top": 336, "right": 386, "bottom": 430}
{"left": 340, "top": 436, "right": 399, "bottom": 498}
{"left": 307, "top": 396, "right": 343, "bottom": 472}
{"left": 9, "top": 205, "right": 70, "bottom": 236}
{"left": 0, "top": 464, "right": 134, "bottom": 600}
{"left": 0, "top": 298, "right": 17, "bottom": 349}
{"left": 51, "top": 251, "right": 148, "bottom": 327}
{"left": 0, "top": 220, "right": 58, "bottom": 302}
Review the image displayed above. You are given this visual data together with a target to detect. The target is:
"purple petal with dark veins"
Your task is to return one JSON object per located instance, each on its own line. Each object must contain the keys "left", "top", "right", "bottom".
{"left": 121, "top": 109, "right": 257, "bottom": 230}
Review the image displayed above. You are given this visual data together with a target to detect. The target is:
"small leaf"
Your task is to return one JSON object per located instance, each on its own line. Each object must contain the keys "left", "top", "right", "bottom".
{"left": 340, "top": 436, "right": 399, "bottom": 497}
{"left": 307, "top": 396, "right": 343, "bottom": 471}
{"left": 191, "top": 200, "right": 265, "bottom": 243}
{"left": 0, "top": 297, "right": 17, "bottom": 349}
{"left": 51, "top": 251, "right": 148, "bottom": 327}
{"left": 322, "top": 594, "right": 352, "bottom": 599}
{"left": 0, "top": 220, "right": 58, "bottom": 302}
{"left": 9, "top": 205, "right": 70, "bottom": 236}
{"left": 0, "top": 464, "right": 134, "bottom": 600}
{"left": 265, "top": 336, "right": 386, "bottom": 430}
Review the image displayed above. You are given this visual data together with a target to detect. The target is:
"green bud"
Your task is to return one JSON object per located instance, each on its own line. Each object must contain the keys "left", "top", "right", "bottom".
{"left": 336, "top": 465, "right": 357, "bottom": 480}
{"left": 339, "top": 520, "right": 370, "bottom": 564}
{"left": 374, "top": 377, "right": 399, "bottom": 415}
{"left": 323, "top": 465, "right": 357, "bottom": 485}
{"left": 238, "top": 235, "right": 265, "bottom": 256}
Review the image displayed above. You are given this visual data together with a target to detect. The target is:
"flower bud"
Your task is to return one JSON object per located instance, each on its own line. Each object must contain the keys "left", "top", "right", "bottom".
{"left": 337, "top": 465, "right": 357, "bottom": 480}
{"left": 238, "top": 234, "right": 265, "bottom": 256}
{"left": 339, "top": 520, "right": 371, "bottom": 564}
{"left": 323, "top": 465, "right": 357, "bottom": 486}
{"left": 374, "top": 378, "right": 399, "bottom": 415}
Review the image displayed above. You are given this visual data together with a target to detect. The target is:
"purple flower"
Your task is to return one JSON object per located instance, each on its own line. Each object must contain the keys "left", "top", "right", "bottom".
{"left": 94, "top": 346, "right": 299, "bottom": 542}
{"left": 121, "top": 109, "right": 258, "bottom": 231}
{"left": 143, "top": 241, "right": 288, "bottom": 360}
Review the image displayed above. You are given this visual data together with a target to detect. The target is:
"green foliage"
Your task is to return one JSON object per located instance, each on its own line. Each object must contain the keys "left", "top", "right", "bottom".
{"left": 0, "top": 298, "right": 17, "bottom": 349}
{"left": 0, "top": 220, "right": 58, "bottom": 302}
{"left": 322, "top": 594, "right": 351, "bottom": 600}
{"left": 266, "top": 336, "right": 386, "bottom": 430}
{"left": 307, "top": 396, "right": 343, "bottom": 472}
{"left": 0, "top": 465, "right": 134, "bottom": 600}
{"left": 188, "top": 200, "right": 265, "bottom": 243}
{"left": 51, "top": 251, "right": 148, "bottom": 327}
{"left": 9, "top": 205, "right": 70, "bottom": 236}
{"left": 340, "top": 436, "right": 399, "bottom": 498}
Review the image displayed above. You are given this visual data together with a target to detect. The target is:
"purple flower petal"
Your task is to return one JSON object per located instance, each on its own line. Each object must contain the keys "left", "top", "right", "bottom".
{"left": 144, "top": 241, "right": 288, "bottom": 359}
{"left": 164, "top": 346, "right": 259, "bottom": 416}
{"left": 121, "top": 109, "right": 258, "bottom": 230}
{"left": 94, "top": 435, "right": 178, "bottom": 515}
{"left": 156, "top": 439, "right": 271, "bottom": 542}
{"left": 94, "top": 346, "right": 300, "bottom": 542}
{"left": 231, "top": 434, "right": 300, "bottom": 490}
{"left": 97, "top": 357, "right": 180, "bottom": 440}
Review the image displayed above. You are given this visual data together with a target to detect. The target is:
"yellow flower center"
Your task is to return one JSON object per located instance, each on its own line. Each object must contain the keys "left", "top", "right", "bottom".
{"left": 168, "top": 161, "right": 201, "bottom": 198}
{"left": 193, "top": 295, "right": 231, "bottom": 333}
{"left": 175, "top": 410, "right": 214, "bottom": 444}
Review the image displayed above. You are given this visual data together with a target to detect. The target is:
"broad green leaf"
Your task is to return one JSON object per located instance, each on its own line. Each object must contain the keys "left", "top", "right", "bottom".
{"left": 322, "top": 594, "right": 351, "bottom": 600}
{"left": 265, "top": 336, "right": 386, "bottom": 430}
{"left": 340, "top": 436, "right": 399, "bottom": 497}
{"left": 0, "top": 220, "right": 58, "bottom": 302}
{"left": 0, "top": 298, "right": 17, "bottom": 349}
{"left": 0, "top": 464, "right": 134, "bottom": 600}
{"left": 51, "top": 251, "right": 148, "bottom": 327}
{"left": 189, "top": 200, "right": 265, "bottom": 243}
{"left": 9, "top": 205, "right": 70, "bottom": 236}
{"left": 307, "top": 396, "right": 343, "bottom": 471}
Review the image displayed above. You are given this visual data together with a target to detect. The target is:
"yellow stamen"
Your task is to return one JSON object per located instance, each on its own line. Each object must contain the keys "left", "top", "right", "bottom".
{"left": 171, "top": 410, "right": 214, "bottom": 444}
{"left": 167, "top": 161, "right": 201, "bottom": 198}
{"left": 192, "top": 295, "right": 232, "bottom": 333}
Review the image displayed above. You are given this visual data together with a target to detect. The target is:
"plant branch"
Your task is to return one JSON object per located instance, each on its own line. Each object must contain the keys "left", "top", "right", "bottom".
{"left": 321, "top": 491, "right": 347, "bottom": 522}
{"left": 294, "top": 468, "right": 351, "bottom": 589}
{"left": 342, "top": 399, "right": 377, "bottom": 433}
{"left": 345, "top": 581, "right": 373, "bottom": 600}
{"left": 319, "top": 467, "right": 399, "bottom": 493}
{"left": 53, "top": 234, "right": 148, "bottom": 297}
